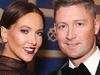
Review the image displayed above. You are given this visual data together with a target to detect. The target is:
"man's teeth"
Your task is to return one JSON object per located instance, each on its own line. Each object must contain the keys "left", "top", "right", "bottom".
{"left": 24, "top": 48, "right": 34, "bottom": 51}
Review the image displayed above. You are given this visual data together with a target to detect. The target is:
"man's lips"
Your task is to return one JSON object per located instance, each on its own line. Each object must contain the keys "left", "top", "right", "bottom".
{"left": 66, "top": 42, "right": 79, "bottom": 47}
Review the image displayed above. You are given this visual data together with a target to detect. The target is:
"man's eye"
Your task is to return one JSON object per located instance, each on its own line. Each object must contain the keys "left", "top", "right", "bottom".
{"left": 58, "top": 24, "right": 67, "bottom": 30}
{"left": 20, "top": 29, "right": 29, "bottom": 34}
{"left": 37, "top": 32, "right": 43, "bottom": 36}
{"left": 76, "top": 23, "right": 84, "bottom": 26}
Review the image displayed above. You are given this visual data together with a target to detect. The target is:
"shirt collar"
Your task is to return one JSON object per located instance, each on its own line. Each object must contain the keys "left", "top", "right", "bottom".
{"left": 84, "top": 46, "right": 100, "bottom": 75}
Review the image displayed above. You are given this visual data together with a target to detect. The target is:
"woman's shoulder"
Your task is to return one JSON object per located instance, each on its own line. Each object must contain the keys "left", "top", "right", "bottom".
{"left": 0, "top": 70, "right": 33, "bottom": 75}
{"left": 0, "top": 71, "right": 20, "bottom": 75}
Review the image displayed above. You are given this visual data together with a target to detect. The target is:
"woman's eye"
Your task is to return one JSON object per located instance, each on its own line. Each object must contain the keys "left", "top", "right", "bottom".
{"left": 20, "top": 29, "right": 29, "bottom": 34}
{"left": 37, "top": 32, "right": 43, "bottom": 36}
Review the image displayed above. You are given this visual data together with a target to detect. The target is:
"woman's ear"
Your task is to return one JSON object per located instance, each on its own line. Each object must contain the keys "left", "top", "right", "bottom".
{"left": 1, "top": 26, "right": 8, "bottom": 43}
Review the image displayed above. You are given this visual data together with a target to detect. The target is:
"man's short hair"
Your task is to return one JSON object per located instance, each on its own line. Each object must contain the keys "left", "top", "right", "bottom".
{"left": 54, "top": 0, "right": 96, "bottom": 18}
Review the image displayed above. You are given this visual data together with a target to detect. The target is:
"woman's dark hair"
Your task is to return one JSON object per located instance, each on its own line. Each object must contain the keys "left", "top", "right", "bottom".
{"left": 0, "top": 1, "right": 44, "bottom": 29}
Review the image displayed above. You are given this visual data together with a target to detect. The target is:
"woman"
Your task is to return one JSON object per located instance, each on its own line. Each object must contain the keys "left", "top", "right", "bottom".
{"left": 0, "top": 1, "right": 44, "bottom": 75}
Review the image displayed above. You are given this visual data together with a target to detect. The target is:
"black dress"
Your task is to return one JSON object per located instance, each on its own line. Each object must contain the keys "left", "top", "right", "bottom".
{"left": 0, "top": 55, "right": 32, "bottom": 75}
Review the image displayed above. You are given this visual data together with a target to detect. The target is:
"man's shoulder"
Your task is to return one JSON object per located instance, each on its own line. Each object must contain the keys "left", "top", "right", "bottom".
{"left": 49, "top": 61, "right": 69, "bottom": 75}
{"left": 49, "top": 69, "right": 58, "bottom": 75}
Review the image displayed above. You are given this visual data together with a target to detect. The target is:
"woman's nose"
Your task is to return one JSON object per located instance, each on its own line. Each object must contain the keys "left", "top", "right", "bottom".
{"left": 29, "top": 34, "right": 37, "bottom": 45}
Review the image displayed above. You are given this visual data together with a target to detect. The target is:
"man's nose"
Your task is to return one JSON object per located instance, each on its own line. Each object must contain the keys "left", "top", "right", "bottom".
{"left": 66, "top": 27, "right": 76, "bottom": 40}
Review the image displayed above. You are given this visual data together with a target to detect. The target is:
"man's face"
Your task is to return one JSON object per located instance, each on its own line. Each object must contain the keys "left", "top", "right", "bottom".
{"left": 55, "top": 4, "right": 100, "bottom": 60}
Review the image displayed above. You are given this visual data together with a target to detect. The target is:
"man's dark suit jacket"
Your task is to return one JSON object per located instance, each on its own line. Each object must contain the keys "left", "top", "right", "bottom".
{"left": 49, "top": 61, "right": 100, "bottom": 75}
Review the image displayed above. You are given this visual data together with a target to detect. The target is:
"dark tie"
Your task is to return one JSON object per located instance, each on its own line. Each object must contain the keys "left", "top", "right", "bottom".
{"left": 61, "top": 63, "right": 91, "bottom": 75}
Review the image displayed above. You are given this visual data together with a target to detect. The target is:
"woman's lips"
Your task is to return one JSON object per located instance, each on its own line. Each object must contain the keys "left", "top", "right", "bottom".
{"left": 23, "top": 47, "right": 35, "bottom": 54}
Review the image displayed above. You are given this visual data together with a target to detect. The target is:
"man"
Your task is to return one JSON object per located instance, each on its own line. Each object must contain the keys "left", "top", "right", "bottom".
{"left": 50, "top": 0, "right": 100, "bottom": 75}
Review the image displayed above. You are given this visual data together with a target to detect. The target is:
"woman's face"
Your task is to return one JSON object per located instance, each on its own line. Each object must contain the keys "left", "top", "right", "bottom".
{"left": 1, "top": 12, "right": 43, "bottom": 62}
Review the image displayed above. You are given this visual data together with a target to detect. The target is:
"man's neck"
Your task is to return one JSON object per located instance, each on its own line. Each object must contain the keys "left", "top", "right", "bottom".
{"left": 70, "top": 46, "right": 96, "bottom": 67}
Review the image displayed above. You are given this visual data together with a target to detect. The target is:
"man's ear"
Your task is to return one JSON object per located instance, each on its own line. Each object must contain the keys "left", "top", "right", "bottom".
{"left": 95, "top": 18, "right": 100, "bottom": 35}
{"left": 1, "top": 26, "right": 8, "bottom": 43}
{"left": 54, "top": 23, "right": 57, "bottom": 33}
{"left": 54, "top": 23, "right": 57, "bottom": 40}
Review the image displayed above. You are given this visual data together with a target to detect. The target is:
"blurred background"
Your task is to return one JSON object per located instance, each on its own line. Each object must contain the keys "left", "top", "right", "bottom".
{"left": 0, "top": 0, "right": 100, "bottom": 75}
